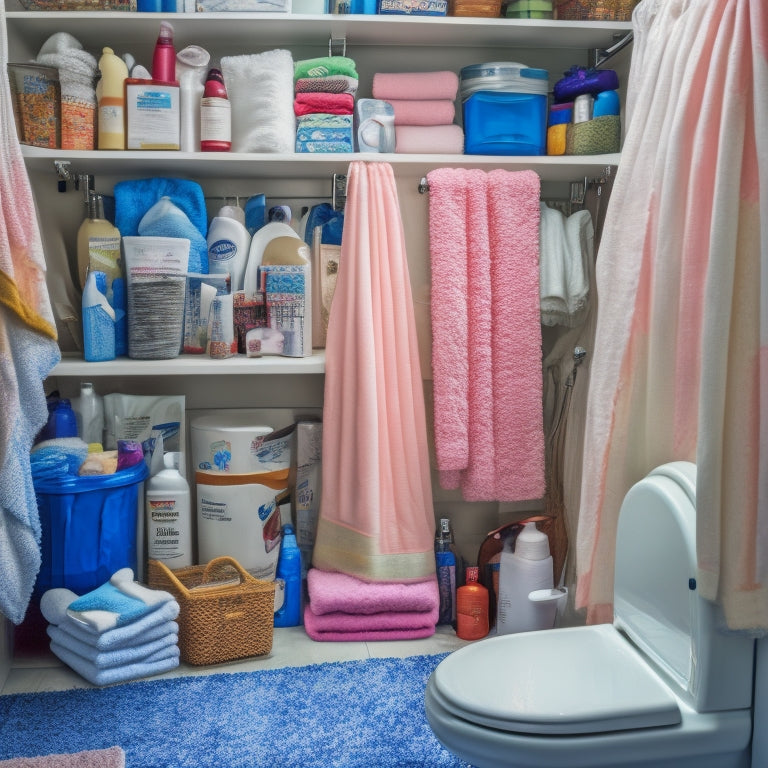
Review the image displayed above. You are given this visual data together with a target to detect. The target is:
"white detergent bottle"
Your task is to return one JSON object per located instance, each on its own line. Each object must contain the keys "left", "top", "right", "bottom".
{"left": 496, "top": 521, "right": 565, "bottom": 635}
{"left": 207, "top": 205, "right": 251, "bottom": 292}
{"left": 146, "top": 451, "right": 193, "bottom": 568}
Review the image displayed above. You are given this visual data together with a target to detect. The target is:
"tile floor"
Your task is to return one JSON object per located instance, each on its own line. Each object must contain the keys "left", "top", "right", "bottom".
{"left": 2, "top": 625, "right": 470, "bottom": 695}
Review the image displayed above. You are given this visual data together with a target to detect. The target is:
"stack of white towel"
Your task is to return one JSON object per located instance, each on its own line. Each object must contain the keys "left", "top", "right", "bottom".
{"left": 40, "top": 568, "right": 180, "bottom": 687}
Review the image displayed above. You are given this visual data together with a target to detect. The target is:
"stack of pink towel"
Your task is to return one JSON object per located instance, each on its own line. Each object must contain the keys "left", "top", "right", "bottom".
{"left": 303, "top": 568, "right": 440, "bottom": 642}
{"left": 372, "top": 71, "right": 464, "bottom": 154}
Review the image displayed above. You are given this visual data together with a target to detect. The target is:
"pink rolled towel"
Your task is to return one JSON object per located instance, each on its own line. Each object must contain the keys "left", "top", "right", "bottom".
{"left": 307, "top": 568, "right": 439, "bottom": 615}
{"left": 386, "top": 99, "right": 456, "bottom": 126}
{"left": 395, "top": 125, "right": 464, "bottom": 154}
{"left": 303, "top": 605, "right": 437, "bottom": 642}
{"left": 372, "top": 71, "right": 459, "bottom": 102}
{"left": 294, "top": 92, "right": 355, "bottom": 116}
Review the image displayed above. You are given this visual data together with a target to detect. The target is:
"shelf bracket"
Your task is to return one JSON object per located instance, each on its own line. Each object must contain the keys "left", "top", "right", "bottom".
{"left": 329, "top": 35, "right": 347, "bottom": 57}
{"left": 592, "top": 30, "right": 634, "bottom": 69}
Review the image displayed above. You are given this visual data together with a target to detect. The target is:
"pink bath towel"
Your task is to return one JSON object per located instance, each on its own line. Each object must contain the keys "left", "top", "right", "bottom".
{"left": 307, "top": 568, "right": 439, "bottom": 615}
{"left": 386, "top": 99, "right": 456, "bottom": 126}
{"left": 294, "top": 92, "right": 355, "bottom": 116}
{"left": 372, "top": 71, "right": 459, "bottom": 102}
{"left": 395, "top": 125, "right": 464, "bottom": 155}
{"left": 427, "top": 168, "right": 545, "bottom": 502}
{"left": 303, "top": 606, "right": 437, "bottom": 642}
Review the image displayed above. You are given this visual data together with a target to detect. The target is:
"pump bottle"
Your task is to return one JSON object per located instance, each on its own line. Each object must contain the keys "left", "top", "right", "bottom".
{"left": 96, "top": 47, "right": 128, "bottom": 150}
{"left": 200, "top": 68, "right": 231, "bottom": 152}
{"left": 274, "top": 524, "right": 302, "bottom": 627}
{"left": 77, "top": 192, "right": 121, "bottom": 291}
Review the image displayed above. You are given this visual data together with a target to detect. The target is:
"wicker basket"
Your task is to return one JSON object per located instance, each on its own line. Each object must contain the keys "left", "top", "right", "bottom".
{"left": 554, "top": 0, "right": 638, "bottom": 20}
{"left": 148, "top": 556, "right": 275, "bottom": 666}
{"left": 449, "top": 0, "right": 502, "bottom": 17}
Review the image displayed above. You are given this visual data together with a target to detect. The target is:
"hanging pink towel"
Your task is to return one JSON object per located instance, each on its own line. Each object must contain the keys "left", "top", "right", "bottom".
{"left": 395, "top": 125, "right": 464, "bottom": 154}
{"left": 387, "top": 99, "right": 456, "bottom": 126}
{"left": 372, "top": 70, "right": 459, "bottom": 101}
{"left": 427, "top": 167, "right": 545, "bottom": 502}
{"left": 311, "top": 162, "right": 436, "bottom": 583}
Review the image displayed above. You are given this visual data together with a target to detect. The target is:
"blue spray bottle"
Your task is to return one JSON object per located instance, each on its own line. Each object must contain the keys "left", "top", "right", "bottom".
{"left": 274, "top": 524, "right": 302, "bottom": 627}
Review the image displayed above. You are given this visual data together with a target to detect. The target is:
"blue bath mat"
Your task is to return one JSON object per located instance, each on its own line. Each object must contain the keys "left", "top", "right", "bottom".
{"left": 0, "top": 653, "right": 470, "bottom": 768}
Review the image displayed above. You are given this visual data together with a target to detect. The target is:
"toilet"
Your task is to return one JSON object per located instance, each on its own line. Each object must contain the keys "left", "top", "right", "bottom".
{"left": 425, "top": 462, "right": 756, "bottom": 768}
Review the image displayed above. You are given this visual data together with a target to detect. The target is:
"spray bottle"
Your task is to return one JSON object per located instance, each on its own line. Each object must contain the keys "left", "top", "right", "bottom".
{"left": 274, "top": 524, "right": 302, "bottom": 627}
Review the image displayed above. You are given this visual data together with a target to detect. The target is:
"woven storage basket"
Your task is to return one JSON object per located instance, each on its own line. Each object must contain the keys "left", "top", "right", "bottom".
{"left": 148, "top": 556, "right": 275, "bottom": 666}
{"left": 554, "top": 0, "right": 638, "bottom": 20}
{"left": 449, "top": 0, "right": 502, "bottom": 17}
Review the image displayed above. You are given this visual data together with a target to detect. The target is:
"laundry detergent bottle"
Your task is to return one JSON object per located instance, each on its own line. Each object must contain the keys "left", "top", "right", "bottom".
{"left": 206, "top": 204, "right": 251, "bottom": 292}
{"left": 274, "top": 524, "right": 302, "bottom": 627}
{"left": 496, "top": 521, "right": 565, "bottom": 635}
{"left": 96, "top": 47, "right": 128, "bottom": 150}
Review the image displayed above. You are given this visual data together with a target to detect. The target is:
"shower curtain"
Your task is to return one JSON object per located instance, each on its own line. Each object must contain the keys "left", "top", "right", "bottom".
{"left": 0, "top": 3, "right": 61, "bottom": 623}
{"left": 577, "top": 0, "right": 767, "bottom": 632}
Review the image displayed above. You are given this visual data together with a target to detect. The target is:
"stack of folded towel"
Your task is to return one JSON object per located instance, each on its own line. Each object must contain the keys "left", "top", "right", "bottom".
{"left": 40, "top": 568, "right": 180, "bottom": 686}
{"left": 293, "top": 56, "right": 358, "bottom": 153}
{"left": 372, "top": 70, "right": 464, "bottom": 154}
{"left": 303, "top": 568, "right": 440, "bottom": 642}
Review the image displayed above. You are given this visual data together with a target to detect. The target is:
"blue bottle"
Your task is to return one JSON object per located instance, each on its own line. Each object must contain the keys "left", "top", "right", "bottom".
{"left": 274, "top": 524, "right": 302, "bottom": 627}
{"left": 435, "top": 517, "right": 457, "bottom": 626}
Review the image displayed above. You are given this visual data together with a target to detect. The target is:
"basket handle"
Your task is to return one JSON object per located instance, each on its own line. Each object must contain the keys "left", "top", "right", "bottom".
{"left": 148, "top": 558, "right": 192, "bottom": 597}
{"left": 201, "top": 556, "right": 255, "bottom": 586}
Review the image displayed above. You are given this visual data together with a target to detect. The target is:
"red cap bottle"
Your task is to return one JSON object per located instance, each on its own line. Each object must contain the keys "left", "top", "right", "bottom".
{"left": 200, "top": 68, "right": 231, "bottom": 152}
{"left": 151, "top": 21, "right": 176, "bottom": 84}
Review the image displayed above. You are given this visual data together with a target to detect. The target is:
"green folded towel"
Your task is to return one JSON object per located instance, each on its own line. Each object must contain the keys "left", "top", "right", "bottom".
{"left": 294, "top": 56, "right": 358, "bottom": 81}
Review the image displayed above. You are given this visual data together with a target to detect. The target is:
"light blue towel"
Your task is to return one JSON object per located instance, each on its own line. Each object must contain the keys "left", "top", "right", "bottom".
{"left": 0, "top": 325, "right": 60, "bottom": 625}
{"left": 49, "top": 640, "right": 180, "bottom": 686}
{"left": 47, "top": 624, "right": 179, "bottom": 668}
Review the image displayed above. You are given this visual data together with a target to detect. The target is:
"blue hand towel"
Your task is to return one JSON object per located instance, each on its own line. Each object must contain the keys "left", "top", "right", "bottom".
{"left": 49, "top": 640, "right": 180, "bottom": 686}
{"left": 47, "top": 624, "right": 179, "bottom": 668}
{"left": 114, "top": 177, "right": 208, "bottom": 239}
{"left": 138, "top": 196, "right": 209, "bottom": 274}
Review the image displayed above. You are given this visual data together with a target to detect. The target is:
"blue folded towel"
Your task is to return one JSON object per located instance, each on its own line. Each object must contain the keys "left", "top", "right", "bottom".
{"left": 114, "top": 177, "right": 208, "bottom": 239}
{"left": 49, "top": 640, "right": 180, "bottom": 686}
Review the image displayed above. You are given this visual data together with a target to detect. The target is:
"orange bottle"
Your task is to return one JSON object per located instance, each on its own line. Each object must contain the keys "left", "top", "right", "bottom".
{"left": 456, "top": 566, "right": 489, "bottom": 641}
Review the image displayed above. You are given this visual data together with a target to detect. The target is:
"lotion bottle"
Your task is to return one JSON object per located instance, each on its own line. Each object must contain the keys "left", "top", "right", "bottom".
{"left": 200, "top": 68, "right": 231, "bottom": 152}
{"left": 77, "top": 192, "right": 121, "bottom": 291}
{"left": 207, "top": 204, "right": 251, "bottom": 291}
{"left": 146, "top": 451, "right": 193, "bottom": 568}
{"left": 96, "top": 47, "right": 128, "bottom": 150}
{"left": 456, "top": 566, "right": 489, "bottom": 641}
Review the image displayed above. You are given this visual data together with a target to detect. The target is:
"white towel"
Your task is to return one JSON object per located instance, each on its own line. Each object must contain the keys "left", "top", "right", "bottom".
{"left": 539, "top": 203, "right": 594, "bottom": 328}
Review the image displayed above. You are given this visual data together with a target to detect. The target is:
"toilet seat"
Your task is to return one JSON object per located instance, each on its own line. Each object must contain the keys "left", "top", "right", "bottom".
{"left": 431, "top": 623, "right": 681, "bottom": 735}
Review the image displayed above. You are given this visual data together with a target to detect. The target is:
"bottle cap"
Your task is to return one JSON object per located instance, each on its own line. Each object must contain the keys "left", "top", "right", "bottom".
{"left": 514, "top": 521, "right": 550, "bottom": 560}
{"left": 465, "top": 566, "right": 479, "bottom": 583}
{"left": 204, "top": 68, "right": 228, "bottom": 99}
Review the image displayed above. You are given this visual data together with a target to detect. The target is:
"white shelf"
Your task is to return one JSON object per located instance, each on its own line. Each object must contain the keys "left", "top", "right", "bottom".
{"left": 50, "top": 350, "right": 326, "bottom": 376}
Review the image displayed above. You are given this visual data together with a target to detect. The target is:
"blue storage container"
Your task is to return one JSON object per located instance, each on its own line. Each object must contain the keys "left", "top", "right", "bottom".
{"left": 33, "top": 461, "right": 149, "bottom": 597}
{"left": 460, "top": 62, "right": 549, "bottom": 156}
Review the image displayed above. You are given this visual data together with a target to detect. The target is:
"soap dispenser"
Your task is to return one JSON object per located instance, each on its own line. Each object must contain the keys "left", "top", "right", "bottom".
{"left": 496, "top": 521, "right": 565, "bottom": 635}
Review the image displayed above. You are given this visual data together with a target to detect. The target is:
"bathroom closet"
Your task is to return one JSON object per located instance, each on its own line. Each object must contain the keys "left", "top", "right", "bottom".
{"left": 0, "top": 1, "right": 631, "bottom": 684}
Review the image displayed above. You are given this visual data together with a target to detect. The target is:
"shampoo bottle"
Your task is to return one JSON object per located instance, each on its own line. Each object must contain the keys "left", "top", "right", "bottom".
{"left": 200, "top": 68, "right": 231, "bottom": 152}
{"left": 207, "top": 205, "right": 251, "bottom": 291}
{"left": 152, "top": 21, "right": 176, "bottom": 83}
{"left": 435, "top": 517, "right": 457, "bottom": 626}
{"left": 145, "top": 451, "right": 193, "bottom": 568}
{"left": 96, "top": 47, "right": 128, "bottom": 150}
{"left": 274, "top": 524, "right": 302, "bottom": 627}
{"left": 456, "top": 566, "right": 489, "bottom": 641}
{"left": 77, "top": 192, "right": 121, "bottom": 291}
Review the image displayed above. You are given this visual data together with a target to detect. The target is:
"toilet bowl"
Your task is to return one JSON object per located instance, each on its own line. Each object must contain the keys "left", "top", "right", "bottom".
{"left": 425, "top": 462, "right": 755, "bottom": 768}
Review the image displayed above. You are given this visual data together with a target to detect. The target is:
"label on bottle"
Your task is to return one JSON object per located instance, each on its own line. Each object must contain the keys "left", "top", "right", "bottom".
{"left": 147, "top": 498, "right": 188, "bottom": 563}
{"left": 209, "top": 238, "right": 236, "bottom": 266}
{"left": 88, "top": 235, "right": 122, "bottom": 283}
{"left": 436, "top": 553, "right": 456, "bottom": 625}
{"left": 200, "top": 97, "right": 231, "bottom": 145}
{"left": 99, "top": 104, "right": 124, "bottom": 136}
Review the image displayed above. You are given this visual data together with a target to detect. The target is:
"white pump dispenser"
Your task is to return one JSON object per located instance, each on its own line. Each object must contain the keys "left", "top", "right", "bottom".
{"left": 496, "top": 521, "right": 565, "bottom": 635}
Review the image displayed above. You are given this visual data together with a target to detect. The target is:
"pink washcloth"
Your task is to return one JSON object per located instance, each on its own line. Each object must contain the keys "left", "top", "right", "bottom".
{"left": 294, "top": 92, "right": 355, "bottom": 116}
{"left": 372, "top": 71, "right": 459, "bottom": 102}
{"left": 303, "top": 606, "right": 437, "bottom": 642}
{"left": 395, "top": 125, "right": 464, "bottom": 154}
{"left": 307, "top": 568, "right": 439, "bottom": 615}
{"left": 386, "top": 99, "right": 456, "bottom": 126}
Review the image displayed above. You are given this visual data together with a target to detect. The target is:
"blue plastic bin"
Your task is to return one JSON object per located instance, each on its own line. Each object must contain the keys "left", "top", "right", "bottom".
{"left": 33, "top": 461, "right": 149, "bottom": 597}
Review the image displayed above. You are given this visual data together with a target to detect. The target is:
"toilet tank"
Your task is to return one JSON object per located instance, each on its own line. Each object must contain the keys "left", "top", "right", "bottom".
{"left": 613, "top": 461, "right": 754, "bottom": 713}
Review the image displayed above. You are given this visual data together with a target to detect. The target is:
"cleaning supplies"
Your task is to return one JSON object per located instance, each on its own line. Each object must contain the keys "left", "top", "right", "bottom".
{"left": 76, "top": 192, "right": 121, "bottom": 291}
{"left": 200, "top": 68, "right": 231, "bottom": 152}
{"left": 96, "top": 47, "right": 128, "bottom": 150}
{"left": 274, "top": 523, "right": 302, "bottom": 627}
{"left": 435, "top": 517, "right": 457, "bottom": 626}
{"left": 456, "top": 566, "right": 489, "bottom": 641}
{"left": 207, "top": 205, "right": 251, "bottom": 291}
{"left": 152, "top": 21, "right": 176, "bottom": 83}
{"left": 71, "top": 381, "right": 105, "bottom": 447}
{"left": 496, "top": 521, "right": 564, "bottom": 635}
{"left": 82, "top": 270, "right": 116, "bottom": 362}
{"left": 145, "top": 451, "right": 192, "bottom": 568}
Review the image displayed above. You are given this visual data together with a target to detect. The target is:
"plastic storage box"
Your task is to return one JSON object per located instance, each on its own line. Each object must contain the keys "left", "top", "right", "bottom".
{"left": 33, "top": 461, "right": 149, "bottom": 597}
{"left": 460, "top": 62, "right": 549, "bottom": 156}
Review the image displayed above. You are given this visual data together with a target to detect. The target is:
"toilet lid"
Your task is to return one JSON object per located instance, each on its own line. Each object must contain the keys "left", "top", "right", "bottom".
{"left": 432, "top": 623, "right": 681, "bottom": 735}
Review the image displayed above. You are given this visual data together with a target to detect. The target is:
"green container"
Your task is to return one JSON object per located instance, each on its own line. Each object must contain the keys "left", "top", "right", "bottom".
{"left": 505, "top": 0, "right": 553, "bottom": 17}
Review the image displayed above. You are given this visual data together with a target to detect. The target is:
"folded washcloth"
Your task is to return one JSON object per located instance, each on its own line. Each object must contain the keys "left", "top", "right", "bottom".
{"left": 48, "top": 624, "right": 179, "bottom": 669}
{"left": 303, "top": 606, "right": 436, "bottom": 642}
{"left": 137, "top": 196, "right": 209, "bottom": 274}
{"left": 65, "top": 569, "right": 175, "bottom": 632}
{"left": 386, "top": 99, "right": 456, "bottom": 126}
{"left": 296, "top": 114, "right": 354, "bottom": 152}
{"left": 294, "top": 75, "right": 359, "bottom": 95}
{"left": 294, "top": 92, "right": 355, "bottom": 117}
{"left": 41, "top": 588, "right": 181, "bottom": 650}
{"left": 395, "top": 124, "right": 464, "bottom": 154}
{"left": 114, "top": 177, "right": 207, "bottom": 239}
{"left": 294, "top": 56, "right": 358, "bottom": 81}
{"left": 305, "top": 605, "right": 438, "bottom": 630}
{"left": 307, "top": 569, "right": 439, "bottom": 615}
{"left": 49, "top": 640, "right": 180, "bottom": 686}
{"left": 372, "top": 71, "right": 459, "bottom": 102}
